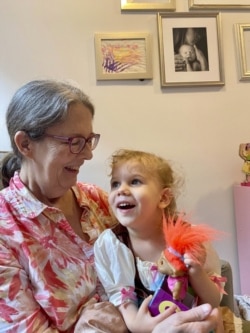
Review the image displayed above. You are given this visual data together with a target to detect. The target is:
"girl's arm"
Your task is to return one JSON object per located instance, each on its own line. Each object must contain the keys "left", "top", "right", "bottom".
{"left": 94, "top": 230, "right": 177, "bottom": 333}
{"left": 94, "top": 229, "right": 137, "bottom": 305}
{"left": 184, "top": 242, "right": 222, "bottom": 308}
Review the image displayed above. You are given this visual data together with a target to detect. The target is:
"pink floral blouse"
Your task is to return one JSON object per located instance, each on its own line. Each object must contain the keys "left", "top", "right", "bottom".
{"left": 0, "top": 172, "right": 116, "bottom": 333}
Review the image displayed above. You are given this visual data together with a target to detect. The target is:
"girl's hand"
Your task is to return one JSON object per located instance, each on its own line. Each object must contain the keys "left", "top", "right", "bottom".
{"left": 184, "top": 253, "right": 205, "bottom": 275}
{"left": 183, "top": 252, "right": 221, "bottom": 308}
{"left": 128, "top": 296, "right": 178, "bottom": 333}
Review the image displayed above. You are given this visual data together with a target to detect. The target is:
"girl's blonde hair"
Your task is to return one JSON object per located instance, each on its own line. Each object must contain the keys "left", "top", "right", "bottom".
{"left": 109, "top": 149, "right": 181, "bottom": 216}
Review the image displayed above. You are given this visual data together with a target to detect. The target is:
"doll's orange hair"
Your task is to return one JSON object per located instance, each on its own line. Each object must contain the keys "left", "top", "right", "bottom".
{"left": 163, "top": 215, "right": 221, "bottom": 272}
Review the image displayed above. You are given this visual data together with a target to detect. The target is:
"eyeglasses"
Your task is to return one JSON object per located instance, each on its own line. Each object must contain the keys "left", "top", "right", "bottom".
{"left": 43, "top": 133, "right": 100, "bottom": 154}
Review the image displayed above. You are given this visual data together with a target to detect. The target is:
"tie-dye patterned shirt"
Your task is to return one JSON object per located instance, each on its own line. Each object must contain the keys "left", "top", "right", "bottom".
{"left": 0, "top": 172, "right": 116, "bottom": 333}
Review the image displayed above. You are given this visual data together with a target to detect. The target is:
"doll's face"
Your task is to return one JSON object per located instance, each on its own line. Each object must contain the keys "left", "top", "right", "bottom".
{"left": 157, "top": 252, "right": 184, "bottom": 277}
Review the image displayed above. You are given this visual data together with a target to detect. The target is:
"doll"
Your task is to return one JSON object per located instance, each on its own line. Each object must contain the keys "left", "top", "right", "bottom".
{"left": 157, "top": 215, "right": 220, "bottom": 301}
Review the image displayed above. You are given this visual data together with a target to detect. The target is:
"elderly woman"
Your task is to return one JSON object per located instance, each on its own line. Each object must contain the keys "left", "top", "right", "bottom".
{"left": 0, "top": 79, "right": 222, "bottom": 333}
{"left": 0, "top": 80, "right": 126, "bottom": 332}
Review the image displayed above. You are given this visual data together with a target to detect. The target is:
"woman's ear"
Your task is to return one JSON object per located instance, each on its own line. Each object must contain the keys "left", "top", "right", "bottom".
{"left": 158, "top": 188, "right": 172, "bottom": 209}
{"left": 14, "top": 131, "right": 32, "bottom": 156}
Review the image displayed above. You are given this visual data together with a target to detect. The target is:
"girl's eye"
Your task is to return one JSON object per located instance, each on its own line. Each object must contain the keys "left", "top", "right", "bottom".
{"left": 110, "top": 181, "right": 120, "bottom": 189}
{"left": 131, "top": 178, "right": 142, "bottom": 185}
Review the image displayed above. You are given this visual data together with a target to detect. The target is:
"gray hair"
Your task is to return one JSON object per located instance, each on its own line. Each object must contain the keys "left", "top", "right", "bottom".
{"left": 2, "top": 79, "right": 95, "bottom": 187}
{"left": 7, "top": 80, "right": 94, "bottom": 153}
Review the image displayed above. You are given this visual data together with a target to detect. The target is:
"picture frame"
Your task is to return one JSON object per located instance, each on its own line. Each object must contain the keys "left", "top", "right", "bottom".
{"left": 94, "top": 32, "right": 153, "bottom": 81}
{"left": 189, "top": 0, "right": 250, "bottom": 10}
{"left": 235, "top": 24, "right": 250, "bottom": 81}
{"left": 0, "top": 151, "right": 10, "bottom": 190}
{"left": 157, "top": 12, "right": 224, "bottom": 87}
{"left": 0, "top": 151, "right": 9, "bottom": 159}
{"left": 121, "top": 0, "right": 176, "bottom": 11}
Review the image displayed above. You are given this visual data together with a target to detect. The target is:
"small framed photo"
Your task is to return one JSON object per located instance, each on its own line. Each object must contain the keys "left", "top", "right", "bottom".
{"left": 235, "top": 24, "right": 250, "bottom": 81}
{"left": 121, "top": 0, "right": 176, "bottom": 11}
{"left": 157, "top": 12, "right": 224, "bottom": 87}
{"left": 189, "top": 0, "right": 250, "bottom": 10}
{"left": 94, "top": 32, "right": 153, "bottom": 81}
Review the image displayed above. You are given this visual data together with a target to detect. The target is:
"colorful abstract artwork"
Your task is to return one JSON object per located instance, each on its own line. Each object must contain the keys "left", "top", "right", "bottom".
{"left": 100, "top": 39, "right": 146, "bottom": 74}
{"left": 95, "top": 33, "right": 152, "bottom": 80}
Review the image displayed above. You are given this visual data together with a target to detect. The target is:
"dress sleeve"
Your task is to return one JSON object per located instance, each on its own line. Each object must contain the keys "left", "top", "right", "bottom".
{"left": 94, "top": 229, "right": 137, "bottom": 306}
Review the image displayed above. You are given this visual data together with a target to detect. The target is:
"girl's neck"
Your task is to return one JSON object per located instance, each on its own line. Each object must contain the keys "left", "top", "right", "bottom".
{"left": 129, "top": 229, "right": 165, "bottom": 263}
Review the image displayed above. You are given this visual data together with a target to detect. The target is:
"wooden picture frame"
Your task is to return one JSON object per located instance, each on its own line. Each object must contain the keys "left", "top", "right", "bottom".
{"left": 157, "top": 12, "right": 224, "bottom": 87}
{"left": 94, "top": 32, "right": 153, "bottom": 81}
{"left": 189, "top": 0, "right": 250, "bottom": 10}
{"left": 121, "top": 0, "right": 176, "bottom": 11}
{"left": 235, "top": 24, "right": 250, "bottom": 81}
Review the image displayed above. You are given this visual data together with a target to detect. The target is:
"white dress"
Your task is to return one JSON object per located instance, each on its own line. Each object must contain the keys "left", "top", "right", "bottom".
{"left": 94, "top": 228, "right": 222, "bottom": 307}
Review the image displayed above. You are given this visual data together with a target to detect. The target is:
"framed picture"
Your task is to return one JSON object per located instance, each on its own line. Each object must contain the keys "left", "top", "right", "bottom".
{"left": 157, "top": 12, "right": 224, "bottom": 87}
{"left": 189, "top": 0, "right": 250, "bottom": 10}
{"left": 94, "top": 32, "right": 153, "bottom": 80}
{"left": 0, "top": 151, "right": 10, "bottom": 160}
{"left": 235, "top": 24, "right": 250, "bottom": 81}
{"left": 121, "top": 0, "right": 176, "bottom": 11}
{"left": 0, "top": 151, "right": 10, "bottom": 190}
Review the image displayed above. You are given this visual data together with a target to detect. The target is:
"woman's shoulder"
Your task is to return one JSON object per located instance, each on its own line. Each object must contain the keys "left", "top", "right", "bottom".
{"left": 0, "top": 173, "right": 44, "bottom": 218}
{"left": 75, "top": 182, "right": 107, "bottom": 195}
{"left": 74, "top": 182, "right": 109, "bottom": 208}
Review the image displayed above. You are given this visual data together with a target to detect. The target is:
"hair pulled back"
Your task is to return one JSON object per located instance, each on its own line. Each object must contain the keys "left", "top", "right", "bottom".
{"left": 1, "top": 79, "right": 94, "bottom": 188}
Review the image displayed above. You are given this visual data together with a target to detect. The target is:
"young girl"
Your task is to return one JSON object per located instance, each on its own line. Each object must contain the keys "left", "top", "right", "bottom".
{"left": 94, "top": 149, "right": 223, "bottom": 333}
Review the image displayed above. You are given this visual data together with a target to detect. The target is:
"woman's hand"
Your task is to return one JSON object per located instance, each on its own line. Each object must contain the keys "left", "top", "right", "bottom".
{"left": 152, "top": 303, "right": 221, "bottom": 333}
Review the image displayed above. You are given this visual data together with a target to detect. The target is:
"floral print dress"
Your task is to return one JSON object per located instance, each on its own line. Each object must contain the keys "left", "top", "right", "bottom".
{"left": 0, "top": 172, "right": 116, "bottom": 333}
